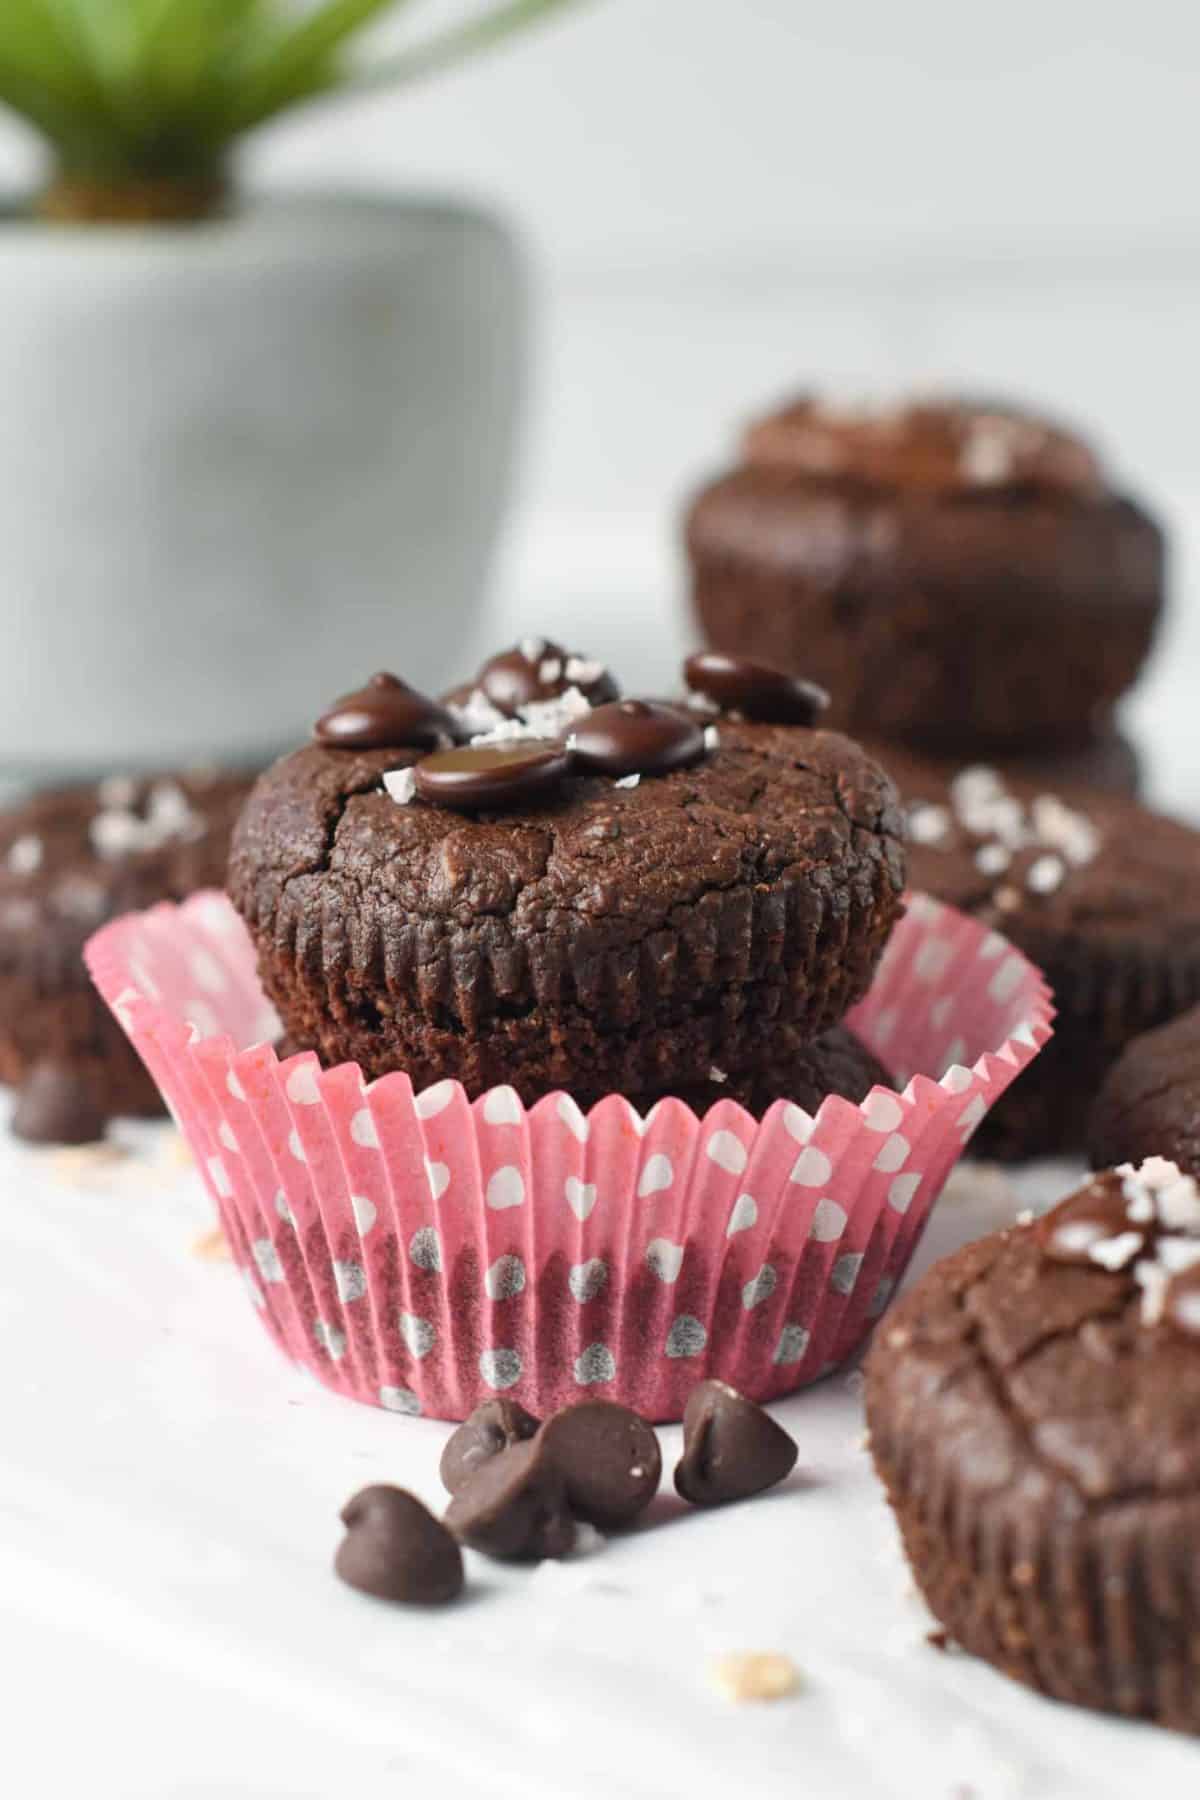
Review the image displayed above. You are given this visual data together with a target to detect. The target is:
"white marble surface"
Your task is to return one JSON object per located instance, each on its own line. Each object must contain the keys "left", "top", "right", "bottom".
{"left": 3, "top": 1121, "right": 1199, "bottom": 1800}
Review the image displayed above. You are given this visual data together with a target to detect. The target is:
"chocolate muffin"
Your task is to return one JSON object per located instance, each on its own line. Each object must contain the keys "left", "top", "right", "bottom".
{"left": 280, "top": 1021, "right": 893, "bottom": 1122}
{"left": 686, "top": 395, "right": 1164, "bottom": 753}
{"left": 0, "top": 770, "right": 254, "bottom": 1142}
{"left": 229, "top": 651, "right": 905, "bottom": 1104}
{"left": 614, "top": 1024, "right": 892, "bottom": 1120}
{"left": 866, "top": 1160, "right": 1200, "bottom": 1733}
{"left": 862, "top": 729, "right": 1141, "bottom": 802}
{"left": 873, "top": 747, "right": 1200, "bottom": 1160}
{"left": 1090, "top": 1005, "right": 1200, "bottom": 1180}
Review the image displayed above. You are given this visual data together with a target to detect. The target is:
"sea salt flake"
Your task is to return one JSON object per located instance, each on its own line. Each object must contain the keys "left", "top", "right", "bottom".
{"left": 1155, "top": 1237, "right": 1200, "bottom": 1274}
{"left": 1136, "top": 1155, "right": 1185, "bottom": 1190}
{"left": 1031, "top": 793, "right": 1100, "bottom": 866}
{"left": 7, "top": 834, "right": 42, "bottom": 875}
{"left": 519, "top": 636, "right": 546, "bottom": 663}
{"left": 1026, "top": 853, "right": 1066, "bottom": 895}
{"left": 450, "top": 688, "right": 508, "bottom": 737}
{"left": 538, "top": 657, "right": 563, "bottom": 685}
{"left": 1087, "top": 1230, "right": 1143, "bottom": 1271}
{"left": 147, "top": 781, "right": 199, "bottom": 838}
{"left": 950, "top": 766, "right": 1002, "bottom": 810}
{"left": 382, "top": 767, "right": 416, "bottom": 805}
{"left": 1157, "top": 1177, "right": 1200, "bottom": 1233}
{"left": 974, "top": 842, "right": 1010, "bottom": 876}
{"left": 614, "top": 774, "right": 640, "bottom": 790}
{"left": 960, "top": 422, "right": 1016, "bottom": 486}
{"left": 1051, "top": 1220, "right": 1107, "bottom": 1256}
{"left": 1136, "top": 1261, "right": 1171, "bottom": 1325}
{"left": 703, "top": 724, "right": 720, "bottom": 752}
{"left": 908, "top": 803, "right": 950, "bottom": 846}
{"left": 565, "top": 656, "right": 605, "bottom": 687}
{"left": 89, "top": 810, "right": 145, "bottom": 858}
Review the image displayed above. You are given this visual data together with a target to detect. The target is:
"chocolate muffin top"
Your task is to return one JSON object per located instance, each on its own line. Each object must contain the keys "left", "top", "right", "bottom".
{"left": 869, "top": 1159, "right": 1200, "bottom": 1507}
{"left": 743, "top": 394, "right": 1105, "bottom": 498}
{"left": 233, "top": 722, "right": 901, "bottom": 947}
{"left": 880, "top": 751, "right": 1200, "bottom": 999}
{"left": 229, "top": 648, "right": 905, "bottom": 1099}
{"left": 866, "top": 1159, "right": 1200, "bottom": 1732}
{"left": 0, "top": 769, "right": 251, "bottom": 974}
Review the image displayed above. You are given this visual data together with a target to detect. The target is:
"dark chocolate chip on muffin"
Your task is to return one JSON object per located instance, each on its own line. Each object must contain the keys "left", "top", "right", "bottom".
{"left": 1090, "top": 1003, "right": 1200, "bottom": 1180}
{"left": 871, "top": 745, "right": 1200, "bottom": 1160}
{"left": 866, "top": 1160, "right": 1200, "bottom": 1733}
{"left": 0, "top": 769, "right": 254, "bottom": 1142}
{"left": 686, "top": 394, "right": 1164, "bottom": 752}
{"left": 228, "top": 653, "right": 905, "bottom": 1105}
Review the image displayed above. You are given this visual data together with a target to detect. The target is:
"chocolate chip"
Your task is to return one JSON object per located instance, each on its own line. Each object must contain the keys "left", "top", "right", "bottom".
{"left": 536, "top": 1400, "right": 662, "bottom": 1528}
{"left": 12, "top": 1059, "right": 108, "bottom": 1145}
{"left": 683, "top": 652, "right": 830, "bottom": 726}
{"left": 439, "top": 1398, "right": 541, "bottom": 1495}
{"left": 674, "top": 1380, "right": 798, "bottom": 1507}
{"left": 443, "top": 1439, "right": 576, "bottom": 1561}
{"left": 335, "top": 1485, "right": 464, "bottom": 1605}
{"left": 413, "top": 742, "right": 574, "bottom": 810}
{"left": 314, "top": 672, "right": 460, "bottom": 751}
{"left": 569, "top": 699, "right": 708, "bottom": 779}
{"left": 475, "top": 640, "right": 618, "bottom": 716}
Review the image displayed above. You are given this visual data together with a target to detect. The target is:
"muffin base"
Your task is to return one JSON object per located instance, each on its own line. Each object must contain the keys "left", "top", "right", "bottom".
{"left": 867, "top": 1225, "right": 1200, "bottom": 1734}
{"left": 1089, "top": 1004, "right": 1200, "bottom": 1179}
{"left": 687, "top": 468, "right": 1164, "bottom": 750}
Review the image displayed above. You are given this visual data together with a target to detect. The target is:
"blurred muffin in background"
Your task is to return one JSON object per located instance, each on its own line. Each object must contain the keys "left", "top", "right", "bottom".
{"left": 0, "top": 769, "right": 253, "bottom": 1144}
{"left": 685, "top": 393, "right": 1164, "bottom": 787}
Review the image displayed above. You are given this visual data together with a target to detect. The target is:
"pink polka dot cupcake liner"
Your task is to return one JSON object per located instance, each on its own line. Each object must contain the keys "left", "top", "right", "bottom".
{"left": 85, "top": 890, "right": 1052, "bottom": 1422}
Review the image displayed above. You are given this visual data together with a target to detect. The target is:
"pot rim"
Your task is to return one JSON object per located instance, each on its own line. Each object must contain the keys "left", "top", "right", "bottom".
{"left": 0, "top": 187, "right": 515, "bottom": 255}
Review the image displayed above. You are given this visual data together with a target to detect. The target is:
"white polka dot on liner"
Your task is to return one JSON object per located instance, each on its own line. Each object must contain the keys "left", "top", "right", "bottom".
{"left": 790, "top": 1146, "right": 832, "bottom": 1188}
{"left": 637, "top": 1154, "right": 673, "bottom": 1197}
{"left": 873, "top": 1134, "right": 910, "bottom": 1174}
{"left": 415, "top": 1080, "right": 455, "bottom": 1120}
{"left": 479, "top": 1347, "right": 522, "bottom": 1389}
{"left": 486, "top": 1165, "right": 525, "bottom": 1210}
{"left": 568, "top": 1258, "right": 607, "bottom": 1302}
{"left": 742, "top": 1265, "right": 778, "bottom": 1310}
{"left": 645, "top": 1239, "right": 684, "bottom": 1284}
{"left": 860, "top": 1092, "right": 903, "bottom": 1134}
{"left": 574, "top": 1344, "right": 616, "bottom": 1385}
{"left": 399, "top": 1312, "right": 436, "bottom": 1358}
{"left": 379, "top": 1386, "right": 421, "bottom": 1415}
{"left": 564, "top": 1175, "right": 597, "bottom": 1222}
{"left": 810, "top": 1199, "right": 847, "bottom": 1242}
{"left": 726, "top": 1193, "right": 758, "bottom": 1236}
{"left": 706, "top": 1129, "right": 748, "bottom": 1175}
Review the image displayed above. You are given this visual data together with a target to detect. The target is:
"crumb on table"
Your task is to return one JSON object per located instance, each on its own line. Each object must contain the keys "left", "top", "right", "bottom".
{"left": 709, "top": 1651, "right": 801, "bottom": 1703}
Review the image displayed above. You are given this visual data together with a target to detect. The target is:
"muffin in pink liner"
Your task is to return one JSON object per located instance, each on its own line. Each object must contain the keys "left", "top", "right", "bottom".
{"left": 85, "top": 888, "right": 1052, "bottom": 1422}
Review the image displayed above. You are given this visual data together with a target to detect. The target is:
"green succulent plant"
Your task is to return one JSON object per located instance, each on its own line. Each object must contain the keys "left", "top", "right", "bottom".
{"left": 0, "top": 0, "right": 578, "bottom": 220}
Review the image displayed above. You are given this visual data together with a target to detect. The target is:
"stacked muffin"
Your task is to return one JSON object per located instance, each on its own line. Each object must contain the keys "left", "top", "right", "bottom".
{"left": 685, "top": 394, "right": 1165, "bottom": 796}
{"left": 685, "top": 394, "right": 1200, "bottom": 1159}
{"left": 229, "top": 642, "right": 906, "bottom": 1118}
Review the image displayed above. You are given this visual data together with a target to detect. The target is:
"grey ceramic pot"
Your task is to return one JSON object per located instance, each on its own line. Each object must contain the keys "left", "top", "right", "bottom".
{"left": 0, "top": 193, "right": 527, "bottom": 778}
